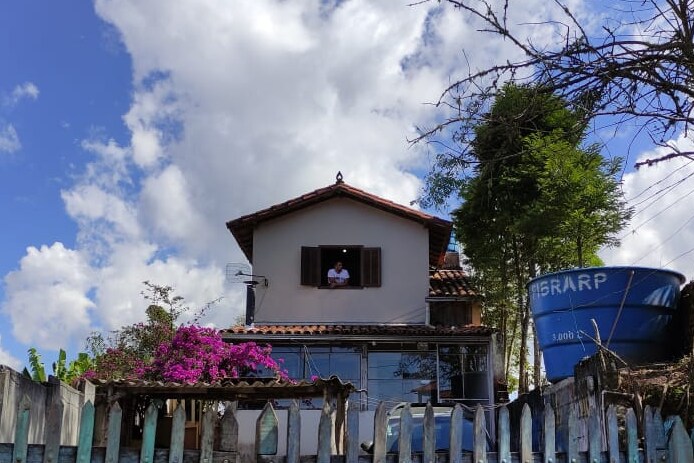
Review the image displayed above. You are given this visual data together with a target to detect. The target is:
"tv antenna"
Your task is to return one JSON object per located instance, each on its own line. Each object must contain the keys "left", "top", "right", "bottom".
{"left": 225, "top": 263, "right": 268, "bottom": 286}
{"left": 225, "top": 263, "right": 267, "bottom": 326}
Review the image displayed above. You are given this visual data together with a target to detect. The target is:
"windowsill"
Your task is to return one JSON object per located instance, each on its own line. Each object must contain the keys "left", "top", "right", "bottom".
{"left": 317, "top": 285, "right": 364, "bottom": 290}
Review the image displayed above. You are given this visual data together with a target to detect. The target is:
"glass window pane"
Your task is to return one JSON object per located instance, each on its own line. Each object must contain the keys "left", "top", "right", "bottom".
{"left": 399, "top": 353, "right": 436, "bottom": 379}
{"left": 309, "top": 347, "right": 331, "bottom": 353}
{"left": 463, "top": 345, "right": 487, "bottom": 372}
{"left": 438, "top": 345, "right": 461, "bottom": 356}
{"left": 330, "top": 353, "right": 360, "bottom": 380}
{"left": 438, "top": 345, "right": 463, "bottom": 400}
{"left": 367, "top": 379, "right": 404, "bottom": 407}
{"left": 402, "top": 379, "right": 434, "bottom": 404}
{"left": 330, "top": 346, "right": 361, "bottom": 354}
{"left": 437, "top": 344, "right": 490, "bottom": 400}
{"left": 304, "top": 350, "right": 360, "bottom": 383}
{"left": 305, "top": 352, "right": 330, "bottom": 379}
{"left": 368, "top": 352, "right": 401, "bottom": 379}
{"left": 272, "top": 351, "right": 302, "bottom": 379}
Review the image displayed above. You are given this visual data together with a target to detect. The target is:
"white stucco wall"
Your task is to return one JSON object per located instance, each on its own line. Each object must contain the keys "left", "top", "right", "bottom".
{"left": 251, "top": 198, "right": 430, "bottom": 324}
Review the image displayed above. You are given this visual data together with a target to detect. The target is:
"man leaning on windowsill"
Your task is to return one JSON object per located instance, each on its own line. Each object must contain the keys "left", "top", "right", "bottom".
{"left": 327, "top": 261, "right": 349, "bottom": 288}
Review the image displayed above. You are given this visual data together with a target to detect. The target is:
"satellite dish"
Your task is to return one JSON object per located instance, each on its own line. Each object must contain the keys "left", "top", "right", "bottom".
{"left": 226, "top": 263, "right": 252, "bottom": 284}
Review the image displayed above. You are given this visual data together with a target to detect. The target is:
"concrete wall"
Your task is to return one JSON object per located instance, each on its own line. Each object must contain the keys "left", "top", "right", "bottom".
{"left": 252, "top": 198, "right": 430, "bottom": 324}
{"left": 0, "top": 365, "right": 94, "bottom": 445}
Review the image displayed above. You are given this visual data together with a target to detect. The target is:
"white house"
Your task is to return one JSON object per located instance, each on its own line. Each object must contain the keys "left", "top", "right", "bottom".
{"left": 223, "top": 175, "right": 502, "bottom": 419}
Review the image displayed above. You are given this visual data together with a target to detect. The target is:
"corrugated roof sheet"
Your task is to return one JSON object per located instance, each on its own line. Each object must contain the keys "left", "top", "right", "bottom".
{"left": 226, "top": 179, "right": 452, "bottom": 267}
{"left": 89, "top": 376, "right": 355, "bottom": 399}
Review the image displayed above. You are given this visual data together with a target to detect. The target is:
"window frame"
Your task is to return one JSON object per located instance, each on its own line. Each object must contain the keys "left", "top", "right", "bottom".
{"left": 300, "top": 245, "right": 381, "bottom": 288}
{"left": 365, "top": 342, "right": 491, "bottom": 410}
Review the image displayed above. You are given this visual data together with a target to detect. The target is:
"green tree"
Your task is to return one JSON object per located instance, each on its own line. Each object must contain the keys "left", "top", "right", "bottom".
{"left": 453, "top": 84, "right": 631, "bottom": 391}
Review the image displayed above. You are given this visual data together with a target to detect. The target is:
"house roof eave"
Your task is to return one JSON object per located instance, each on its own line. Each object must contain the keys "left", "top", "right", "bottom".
{"left": 226, "top": 181, "right": 452, "bottom": 267}
{"left": 222, "top": 333, "right": 494, "bottom": 344}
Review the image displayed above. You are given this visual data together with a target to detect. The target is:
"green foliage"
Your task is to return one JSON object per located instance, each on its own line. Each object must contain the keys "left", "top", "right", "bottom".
{"left": 52, "top": 349, "right": 67, "bottom": 381}
{"left": 84, "top": 282, "right": 184, "bottom": 379}
{"left": 450, "top": 84, "right": 631, "bottom": 391}
{"left": 27, "top": 347, "right": 46, "bottom": 382}
{"left": 64, "top": 352, "right": 94, "bottom": 382}
{"left": 25, "top": 347, "right": 92, "bottom": 384}
{"left": 82, "top": 282, "right": 286, "bottom": 383}
{"left": 85, "top": 281, "right": 186, "bottom": 365}
{"left": 141, "top": 281, "right": 187, "bottom": 321}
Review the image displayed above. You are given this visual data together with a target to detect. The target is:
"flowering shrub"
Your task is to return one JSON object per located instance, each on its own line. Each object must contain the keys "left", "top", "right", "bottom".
{"left": 86, "top": 324, "right": 289, "bottom": 383}
{"left": 81, "top": 347, "right": 149, "bottom": 381}
{"left": 83, "top": 283, "right": 288, "bottom": 384}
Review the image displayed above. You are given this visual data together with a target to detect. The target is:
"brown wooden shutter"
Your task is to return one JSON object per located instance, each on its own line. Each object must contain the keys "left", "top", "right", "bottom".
{"left": 301, "top": 246, "right": 320, "bottom": 286}
{"left": 361, "top": 247, "right": 381, "bottom": 287}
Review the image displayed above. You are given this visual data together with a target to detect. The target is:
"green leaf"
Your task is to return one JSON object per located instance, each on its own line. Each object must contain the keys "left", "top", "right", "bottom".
{"left": 53, "top": 349, "right": 67, "bottom": 381}
{"left": 27, "top": 347, "right": 46, "bottom": 382}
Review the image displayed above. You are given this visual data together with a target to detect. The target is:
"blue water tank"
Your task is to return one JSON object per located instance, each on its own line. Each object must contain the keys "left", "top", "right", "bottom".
{"left": 528, "top": 266, "right": 686, "bottom": 383}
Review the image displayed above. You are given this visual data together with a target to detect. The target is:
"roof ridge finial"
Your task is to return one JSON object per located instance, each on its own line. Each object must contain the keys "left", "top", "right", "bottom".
{"left": 335, "top": 171, "right": 344, "bottom": 184}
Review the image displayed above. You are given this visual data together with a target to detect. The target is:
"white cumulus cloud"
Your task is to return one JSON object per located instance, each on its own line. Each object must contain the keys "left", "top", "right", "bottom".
{"left": 0, "top": 123, "right": 21, "bottom": 153}
{"left": 2, "top": 243, "right": 95, "bottom": 350}
{"left": 4, "top": 0, "right": 601, "bottom": 352}
{"left": 600, "top": 135, "right": 694, "bottom": 281}
{"left": 0, "top": 335, "right": 22, "bottom": 370}
{"left": 10, "top": 82, "right": 40, "bottom": 105}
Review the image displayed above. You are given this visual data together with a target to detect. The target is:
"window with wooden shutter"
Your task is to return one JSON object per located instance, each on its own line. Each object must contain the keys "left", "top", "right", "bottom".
{"left": 361, "top": 247, "right": 381, "bottom": 287}
{"left": 302, "top": 245, "right": 381, "bottom": 288}
{"left": 300, "top": 246, "right": 320, "bottom": 286}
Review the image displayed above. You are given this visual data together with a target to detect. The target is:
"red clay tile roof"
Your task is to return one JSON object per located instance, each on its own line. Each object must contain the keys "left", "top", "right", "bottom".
{"left": 226, "top": 180, "right": 452, "bottom": 267}
{"left": 429, "top": 269, "right": 479, "bottom": 298}
{"left": 220, "top": 324, "right": 493, "bottom": 337}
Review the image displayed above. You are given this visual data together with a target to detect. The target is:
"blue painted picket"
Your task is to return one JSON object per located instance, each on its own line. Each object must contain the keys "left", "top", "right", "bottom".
{"left": 1, "top": 396, "right": 694, "bottom": 462}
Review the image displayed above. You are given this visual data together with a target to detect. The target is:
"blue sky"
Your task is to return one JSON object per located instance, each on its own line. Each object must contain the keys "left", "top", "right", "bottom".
{"left": 0, "top": 1, "right": 132, "bottom": 367}
{"left": 1, "top": 0, "right": 693, "bottom": 372}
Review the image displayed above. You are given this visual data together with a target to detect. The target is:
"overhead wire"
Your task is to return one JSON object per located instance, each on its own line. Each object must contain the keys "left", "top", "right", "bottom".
{"left": 626, "top": 168, "right": 694, "bottom": 217}
{"left": 618, "top": 181, "right": 694, "bottom": 240}
{"left": 630, "top": 208, "right": 694, "bottom": 265}
{"left": 625, "top": 158, "right": 694, "bottom": 204}
{"left": 663, "top": 245, "right": 694, "bottom": 269}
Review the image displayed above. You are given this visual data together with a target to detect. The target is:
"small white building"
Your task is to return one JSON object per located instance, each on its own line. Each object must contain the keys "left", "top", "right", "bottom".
{"left": 223, "top": 175, "right": 503, "bottom": 453}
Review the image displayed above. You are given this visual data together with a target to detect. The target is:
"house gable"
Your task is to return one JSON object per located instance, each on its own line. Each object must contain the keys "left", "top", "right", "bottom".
{"left": 250, "top": 197, "right": 431, "bottom": 324}
{"left": 226, "top": 179, "right": 452, "bottom": 267}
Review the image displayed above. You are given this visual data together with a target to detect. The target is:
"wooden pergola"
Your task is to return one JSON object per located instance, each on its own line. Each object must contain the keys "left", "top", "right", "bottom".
{"left": 87, "top": 376, "right": 356, "bottom": 449}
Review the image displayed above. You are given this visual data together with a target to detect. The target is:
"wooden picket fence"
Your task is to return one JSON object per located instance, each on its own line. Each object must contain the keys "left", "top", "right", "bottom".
{"left": 1, "top": 393, "right": 694, "bottom": 463}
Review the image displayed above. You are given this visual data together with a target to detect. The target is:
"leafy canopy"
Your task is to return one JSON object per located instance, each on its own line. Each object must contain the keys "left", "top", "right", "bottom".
{"left": 453, "top": 84, "right": 631, "bottom": 391}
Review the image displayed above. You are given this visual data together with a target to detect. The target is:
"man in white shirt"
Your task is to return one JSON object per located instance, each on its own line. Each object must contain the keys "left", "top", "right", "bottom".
{"left": 327, "top": 261, "right": 350, "bottom": 288}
